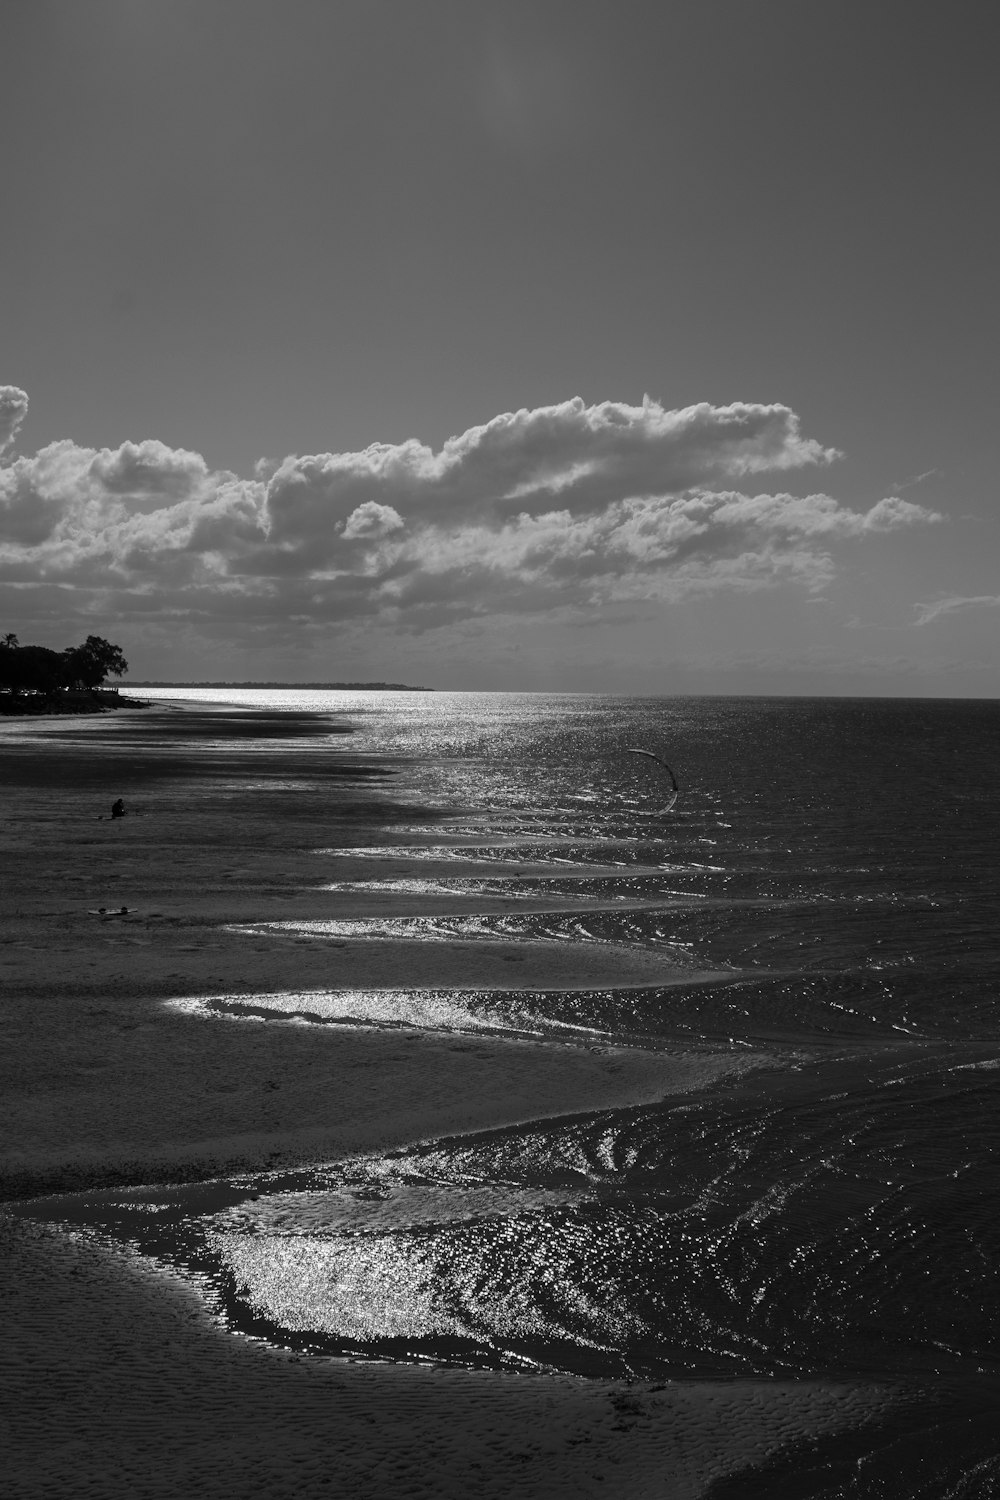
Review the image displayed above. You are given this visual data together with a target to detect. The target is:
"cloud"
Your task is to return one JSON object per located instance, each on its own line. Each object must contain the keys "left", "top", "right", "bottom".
{"left": 341, "top": 501, "right": 405, "bottom": 540}
{"left": 89, "top": 439, "right": 214, "bottom": 503}
{"left": 0, "top": 393, "right": 941, "bottom": 639}
{"left": 263, "top": 396, "right": 839, "bottom": 551}
{"left": 891, "top": 467, "right": 941, "bottom": 494}
{"left": 914, "top": 594, "right": 1000, "bottom": 625}
{"left": 0, "top": 386, "right": 29, "bottom": 457}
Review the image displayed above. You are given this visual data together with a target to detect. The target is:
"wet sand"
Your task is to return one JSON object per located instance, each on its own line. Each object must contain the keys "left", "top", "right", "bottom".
{"left": 0, "top": 701, "right": 897, "bottom": 1496}
{"left": 3, "top": 1213, "right": 896, "bottom": 1500}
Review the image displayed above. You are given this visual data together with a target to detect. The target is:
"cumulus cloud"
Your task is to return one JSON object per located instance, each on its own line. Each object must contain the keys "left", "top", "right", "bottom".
{"left": 264, "top": 397, "right": 839, "bottom": 555}
{"left": 914, "top": 594, "right": 1000, "bottom": 625}
{"left": 0, "top": 386, "right": 29, "bottom": 457}
{"left": 0, "top": 392, "right": 942, "bottom": 637}
{"left": 341, "top": 501, "right": 405, "bottom": 540}
{"left": 89, "top": 439, "right": 214, "bottom": 502}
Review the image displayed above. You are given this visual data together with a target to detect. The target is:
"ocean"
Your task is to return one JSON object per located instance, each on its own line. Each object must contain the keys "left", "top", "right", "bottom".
{"left": 31, "top": 690, "right": 1000, "bottom": 1494}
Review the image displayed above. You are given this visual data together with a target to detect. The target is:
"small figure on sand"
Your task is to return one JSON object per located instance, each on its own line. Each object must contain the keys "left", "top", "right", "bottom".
{"left": 111, "top": 798, "right": 126, "bottom": 819}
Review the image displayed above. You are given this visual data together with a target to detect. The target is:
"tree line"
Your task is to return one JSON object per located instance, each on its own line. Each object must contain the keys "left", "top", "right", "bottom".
{"left": 0, "top": 634, "right": 128, "bottom": 697}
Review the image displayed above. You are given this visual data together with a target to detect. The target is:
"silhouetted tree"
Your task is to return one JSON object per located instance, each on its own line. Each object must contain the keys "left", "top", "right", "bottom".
{"left": 0, "top": 643, "right": 66, "bottom": 695}
{"left": 1, "top": 633, "right": 128, "bottom": 698}
{"left": 61, "top": 636, "right": 129, "bottom": 691}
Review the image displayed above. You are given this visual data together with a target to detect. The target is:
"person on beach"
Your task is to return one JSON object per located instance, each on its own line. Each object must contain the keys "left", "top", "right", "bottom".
{"left": 111, "top": 798, "right": 126, "bottom": 819}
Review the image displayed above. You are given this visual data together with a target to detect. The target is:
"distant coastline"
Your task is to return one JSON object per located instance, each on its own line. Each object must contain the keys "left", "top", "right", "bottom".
{"left": 124, "top": 680, "right": 434, "bottom": 691}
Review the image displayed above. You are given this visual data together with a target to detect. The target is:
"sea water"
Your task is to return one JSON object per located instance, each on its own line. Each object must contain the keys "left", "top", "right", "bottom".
{"left": 54, "top": 691, "right": 1000, "bottom": 1491}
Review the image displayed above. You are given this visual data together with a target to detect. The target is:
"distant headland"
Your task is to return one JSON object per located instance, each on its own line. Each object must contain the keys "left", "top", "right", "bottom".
{"left": 124, "top": 680, "right": 434, "bottom": 691}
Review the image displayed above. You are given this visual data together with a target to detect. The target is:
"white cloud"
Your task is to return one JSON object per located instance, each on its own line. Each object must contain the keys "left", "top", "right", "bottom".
{"left": 0, "top": 393, "right": 942, "bottom": 639}
{"left": 0, "top": 386, "right": 29, "bottom": 457}
{"left": 914, "top": 594, "right": 1000, "bottom": 625}
{"left": 341, "top": 501, "right": 405, "bottom": 540}
{"left": 707, "top": 491, "right": 941, "bottom": 536}
{"left": 262, "top": 396, "right": 839, "bottom": 553}
{"left": 89, "top": 439, "right": 214, "bottom": 502}
{"left": 891, "top": 467, "right": 940, "bottom": 494}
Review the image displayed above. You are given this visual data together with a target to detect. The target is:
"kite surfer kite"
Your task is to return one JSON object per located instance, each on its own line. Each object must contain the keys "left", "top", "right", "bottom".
{"left": 624, "top": 747, "right": 679, "bottom": 811}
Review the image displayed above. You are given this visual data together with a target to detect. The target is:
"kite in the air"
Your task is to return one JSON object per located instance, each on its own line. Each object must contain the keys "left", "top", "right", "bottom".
{"left": 624, "top": 747, "right": 679, "bottom": 811}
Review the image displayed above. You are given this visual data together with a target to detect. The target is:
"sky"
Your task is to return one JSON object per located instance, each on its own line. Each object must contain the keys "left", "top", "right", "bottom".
{"left": 2, "top": 0, "right": 998, "bottom": 693}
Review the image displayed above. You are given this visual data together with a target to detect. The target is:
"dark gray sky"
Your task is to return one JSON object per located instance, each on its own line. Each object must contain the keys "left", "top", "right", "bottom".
{"left": 2, "top": 0, "right": 998, "bottom": 691}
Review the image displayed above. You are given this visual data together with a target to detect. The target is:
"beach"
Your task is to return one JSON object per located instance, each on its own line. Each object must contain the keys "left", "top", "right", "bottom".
{"left": 2, "top": 693, "right": 982, "bottom": 1496}
{"left": 0, "top": 702, "right": 742, "bottom": 1201}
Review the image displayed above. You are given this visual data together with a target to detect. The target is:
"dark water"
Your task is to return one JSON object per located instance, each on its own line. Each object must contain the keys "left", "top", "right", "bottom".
{"left": 21, "top": 693, "right": 1000, "bottom": 1494}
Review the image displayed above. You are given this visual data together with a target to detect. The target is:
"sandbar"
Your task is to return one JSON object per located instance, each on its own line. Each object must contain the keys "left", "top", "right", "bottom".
{"left": 0, "top": 701, "right": 895, "bottom": 1497}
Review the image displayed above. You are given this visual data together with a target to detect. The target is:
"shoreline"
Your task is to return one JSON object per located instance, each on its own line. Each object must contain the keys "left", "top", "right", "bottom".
{"left": 3, "top": 1213, "right": 902, "bottom": 1500}
{"left": 0, "top": 696, "right": 754, "bottom": 1200}
{"left": 0, "top": 687, "right": 147, "bottom": 718}
{"left": 1, "top": 696, "right": 902, "bottom": 1497}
